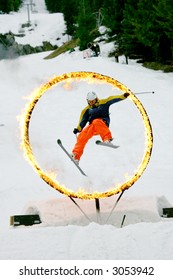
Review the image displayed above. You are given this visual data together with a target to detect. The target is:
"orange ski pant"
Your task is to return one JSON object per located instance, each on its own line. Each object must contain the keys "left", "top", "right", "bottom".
{"left": 72, "top": 119, "right": 112, "bottom": 160}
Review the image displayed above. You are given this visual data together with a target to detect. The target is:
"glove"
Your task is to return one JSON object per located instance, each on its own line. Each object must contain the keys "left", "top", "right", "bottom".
{"left": 124, "top": 92, "right": 130, "bottom": 98}
{"left": 73, "top": 128, "right": 79, "bottom": 134}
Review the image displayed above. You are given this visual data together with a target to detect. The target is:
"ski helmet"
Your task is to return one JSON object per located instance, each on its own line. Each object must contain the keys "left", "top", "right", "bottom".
{"left": 86, "top": 91, "right": 97, "bottom": 101}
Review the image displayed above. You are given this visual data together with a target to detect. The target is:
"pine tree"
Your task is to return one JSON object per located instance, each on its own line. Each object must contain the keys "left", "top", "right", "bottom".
{"left": 45, "top": 0, "right": 62, "bottom": 13}
{"left": 134, "top": 0, "right": 162, "bottom": 61}
{"left": 0, "top": 0, "right": 6, "bottom": 12}
{"left": 154, "top": 0, "right": 173, "bottom": 62}
{"left": 121, "top": 0, "right": 142, "bottom": 57}
{"left": 102, "top": 0, "right": 125, "bottom": 37}
{"left": 61, "top": 0, "right": 78, "bottom": 36}
{"left": 0, "top": 0, "right": 22, "bottom": 13}
{"left": 75, "top": 0, "right": 96, "bottom": 50}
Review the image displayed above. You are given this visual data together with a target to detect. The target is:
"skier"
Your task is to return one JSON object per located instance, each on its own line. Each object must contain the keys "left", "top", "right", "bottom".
{"left": 71, "top": 91, "right": 129, "bottom": 164}
{"left": 88, "top": 42, "right": 100, "bottom": 57}
{"left": 91, "top": 43, "right": 100, "bottom": 56}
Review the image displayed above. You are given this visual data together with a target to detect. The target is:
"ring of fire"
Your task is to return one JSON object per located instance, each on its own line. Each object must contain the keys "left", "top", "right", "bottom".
{"left": 21, "top": 71, "right": 153, "bottom": 199}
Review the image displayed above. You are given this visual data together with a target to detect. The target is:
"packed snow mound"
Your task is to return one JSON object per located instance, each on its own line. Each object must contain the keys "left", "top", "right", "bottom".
{"left": 23, "top": 195, "right": 172, "bottom": 227}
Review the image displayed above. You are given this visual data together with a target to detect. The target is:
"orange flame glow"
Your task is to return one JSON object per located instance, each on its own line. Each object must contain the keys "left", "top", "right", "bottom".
{"left": 19, "top": 71, "right": 153, "bottom": 199}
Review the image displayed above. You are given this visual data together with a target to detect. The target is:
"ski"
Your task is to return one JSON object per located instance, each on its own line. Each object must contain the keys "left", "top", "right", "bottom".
{"left": 57, "top": 139, "right": 87, "bottom": 176}
{"left": 96, "top": 140, "right": 119, "bottom": 149}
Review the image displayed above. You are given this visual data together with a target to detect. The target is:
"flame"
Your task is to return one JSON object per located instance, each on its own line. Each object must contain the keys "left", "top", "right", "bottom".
{"left": 19, "top": 71, "right": 153, "bottom": 200}
{"left": 62, "top": 79, "right": 74, "bottom": 90}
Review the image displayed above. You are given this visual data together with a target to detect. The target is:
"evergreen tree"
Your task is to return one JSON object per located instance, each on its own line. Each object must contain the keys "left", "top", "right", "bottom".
{"left": 134, "top": 0, "right": 163, "bottom": 61}
{"left": 92, "top": 0, "right": 104, "bottom": 11}
{"left": 154, "top": 0, "right": 173, "bottom": 62}
{"left": 0, "top": 0, "right": 6, "bottom": 12}
{"left": 0, "top": 0, "right": 22, "bottom": 13}
{"left": 13, "top": 0, "right": 22, "bottom": 11}
{"left": 102, "top": 0, "right": 125, "bottom": 37}
{"left": 121, "top": 0, "right": 141, "bottom": 56}
{"left": 45, "top": 0, "right": 62, "bottom": 13}
{"left": 61, "top": 0, "right": 78, "bottom": 36}
{"left": 75, "top": 0, "right": 96, "bottom": 50}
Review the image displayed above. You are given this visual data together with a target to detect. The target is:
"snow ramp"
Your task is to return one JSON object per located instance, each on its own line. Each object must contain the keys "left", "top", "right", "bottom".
{"left": 23, "top": 195, "right": 172, "bottom": 227}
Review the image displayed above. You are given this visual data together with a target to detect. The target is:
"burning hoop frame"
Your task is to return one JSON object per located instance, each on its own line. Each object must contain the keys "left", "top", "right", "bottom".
{"left": 20, "top": 71, "right": 153, "bottom": 199}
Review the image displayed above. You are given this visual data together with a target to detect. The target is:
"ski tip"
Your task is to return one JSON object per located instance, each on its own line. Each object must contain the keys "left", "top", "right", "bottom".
{"left": 57, "top": 139, "right": 61, "bottom": 144}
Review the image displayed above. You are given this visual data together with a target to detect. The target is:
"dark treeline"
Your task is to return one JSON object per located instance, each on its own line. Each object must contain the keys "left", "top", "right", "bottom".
{"left": 45, "top": 0, "right": 173, "bottom": 64}
{"left": 1, "top": 0, "right": 172, "bottom": 64}
{"left": 0, "top": 0, "right": 22, "bottom": 13}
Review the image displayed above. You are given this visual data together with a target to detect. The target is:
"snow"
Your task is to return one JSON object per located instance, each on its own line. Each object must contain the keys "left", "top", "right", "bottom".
{"left": 0, "top": 0, "right": 68, "bottom": 47}
{"left": 0, "top": 0, "right": 173, "bottom": 270}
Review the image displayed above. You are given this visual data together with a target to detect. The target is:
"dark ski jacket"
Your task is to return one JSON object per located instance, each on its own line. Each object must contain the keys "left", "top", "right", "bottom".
{"left": 77, "top": 94, "right": 126, "bottom": 131}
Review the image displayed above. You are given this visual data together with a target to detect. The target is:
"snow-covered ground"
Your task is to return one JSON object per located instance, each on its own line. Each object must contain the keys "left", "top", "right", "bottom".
{"left": 0, "top": 0, "right": 173, "bottom": 277}
{"left": 0, "top": 0, "right": 68, "bottom": 47}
